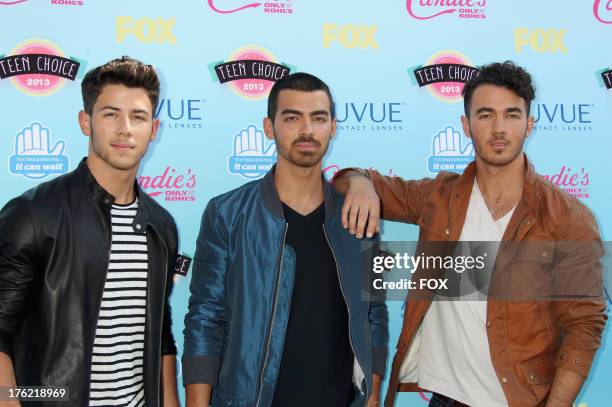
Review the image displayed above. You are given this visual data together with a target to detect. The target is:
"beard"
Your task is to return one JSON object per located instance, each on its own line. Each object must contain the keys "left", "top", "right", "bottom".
{"left": 275, "top": 134, "right": 330, "bottom": 168}
{"left": 471, "top": 125, "right": 527, "bottom": 167}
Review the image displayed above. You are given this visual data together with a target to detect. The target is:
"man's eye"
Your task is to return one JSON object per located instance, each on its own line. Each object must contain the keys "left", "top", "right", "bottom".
{"left": 314, "top": 116, "right": 327, "bottom": 122}
{"left": 134, "top": 116, "right": 146, "bottom": 121}
{"left": 285, "top": 116, "right": 297, "bottom": 121}
{"left": 104, "top": 112, "right": 116, "bottom": 117}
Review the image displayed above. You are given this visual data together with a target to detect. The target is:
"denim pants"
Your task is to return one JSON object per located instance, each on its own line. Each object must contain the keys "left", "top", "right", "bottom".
{"left": 428, "top": 393, "right": 470, "bottom": 407}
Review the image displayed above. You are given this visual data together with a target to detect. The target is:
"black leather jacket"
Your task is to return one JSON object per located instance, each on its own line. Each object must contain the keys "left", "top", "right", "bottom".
{"left": 0, "top": 159, "right": 178, "bottom": 406}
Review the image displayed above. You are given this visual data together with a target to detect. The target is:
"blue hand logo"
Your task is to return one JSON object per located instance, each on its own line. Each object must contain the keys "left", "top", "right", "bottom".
{"left": 9, "top": 122, "right": 69, "bottom": 180}
{"left": 428, "top": 125, "right": 474, "bottom": 174}
{"left": 228, "top": 125, "right": 276, "bottom": 179}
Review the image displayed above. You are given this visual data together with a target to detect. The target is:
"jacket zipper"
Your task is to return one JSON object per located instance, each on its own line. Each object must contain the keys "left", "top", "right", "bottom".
{"left": 149, "top": 224, "right": 169, "bottom": 406}
{"left": 322, "top": 225, "right": 367, "bottom": 396}
{"left": 254, "top": 224, "right": 288, "bottom": 407}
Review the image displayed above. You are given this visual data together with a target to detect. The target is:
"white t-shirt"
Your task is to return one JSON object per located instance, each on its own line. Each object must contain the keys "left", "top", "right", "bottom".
{"left": 417, "top": 180, "right": 515, "bottom": 407}
{"left": 89, "top": 200, "right": 147, "bottom": 407}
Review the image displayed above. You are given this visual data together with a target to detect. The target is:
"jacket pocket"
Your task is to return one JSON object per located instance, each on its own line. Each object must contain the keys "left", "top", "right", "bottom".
{"left": 506, "top": 242, "right": 554, "bottom": 301}
{"left": 518, "top": 353, "right": 556, "bottom": 403}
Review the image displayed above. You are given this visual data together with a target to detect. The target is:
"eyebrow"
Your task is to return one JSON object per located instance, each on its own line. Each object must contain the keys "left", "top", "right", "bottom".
{"left": 474, "top": 107, "right": 523, "bottom": 115}
{"left": 280, "top": 109, "right": 330, "bottom": 116}
{"left": 99, "top": 105, "right": 150, "bottom": 115}
{"left": 99, "top": 105, "right": 120, "bottom": 112}
{"left": 505, "top": 107, "right": 523, "bottom": 114}
{"left": 310, "top": 110, "right": 330, "bottom": 117}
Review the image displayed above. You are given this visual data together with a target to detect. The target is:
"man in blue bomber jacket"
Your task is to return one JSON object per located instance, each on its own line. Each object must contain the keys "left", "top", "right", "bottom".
{"left": 183, "top": 73, "right": 389, "bottom": 407}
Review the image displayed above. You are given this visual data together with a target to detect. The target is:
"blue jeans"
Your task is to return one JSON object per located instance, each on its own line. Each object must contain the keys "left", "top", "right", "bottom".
{"left": 428, "top": 393, "right": 470, "bottom": 407}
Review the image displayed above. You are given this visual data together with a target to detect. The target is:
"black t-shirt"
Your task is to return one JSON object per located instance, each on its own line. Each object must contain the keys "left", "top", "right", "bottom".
{"left": 271, "top": 202, "right": 354, "bottom": 407}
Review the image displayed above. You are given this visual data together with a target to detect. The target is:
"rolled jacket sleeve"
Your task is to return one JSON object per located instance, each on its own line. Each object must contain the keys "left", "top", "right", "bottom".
{"left": 182, "top": 198, "right": 230, "bottom": 386}
{"left": 552, "top": 204, "right": 607, "bottom": 378}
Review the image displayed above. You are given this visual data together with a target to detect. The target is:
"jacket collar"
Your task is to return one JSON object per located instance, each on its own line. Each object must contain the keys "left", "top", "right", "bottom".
{"left": 75, "top": 157, "right": 150, "bottom": 229}
{"left": 449, "top": 154, "right": 540, "bottom": 241}
{"left": 260, "top": 164, "right": 338, "bottom": 222}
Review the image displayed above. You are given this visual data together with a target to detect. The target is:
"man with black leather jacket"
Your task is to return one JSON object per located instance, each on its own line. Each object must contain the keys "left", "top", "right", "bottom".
{"left": 0, "top": 57, "right": 179, "bottom": 407}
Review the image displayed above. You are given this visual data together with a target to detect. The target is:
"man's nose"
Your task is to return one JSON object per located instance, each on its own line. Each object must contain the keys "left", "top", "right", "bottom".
{"left": 300, "top": 118, "right": 314, "bottom": 135}
{"left": 117, "top": 115, "right": 133, "bottom": 136}
{"left": 492, "top": 116, "right": 506, "bottom": 134}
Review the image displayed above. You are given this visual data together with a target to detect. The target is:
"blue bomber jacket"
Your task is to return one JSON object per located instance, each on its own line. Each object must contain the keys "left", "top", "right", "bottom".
{"left": 182, "top": 168, "right": 388, "bottom": 406}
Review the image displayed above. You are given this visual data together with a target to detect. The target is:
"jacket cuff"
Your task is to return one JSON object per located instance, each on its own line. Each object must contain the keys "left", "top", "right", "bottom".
{"left": 554, "top": 347, "right": 596, "bottom": 378}
{"left": 332, "top": 167, "right": 370, "bottom": 183}
{"left": 372, "top": 346, "right": 388, "bottom": 378}
{"left": 0, "top": 337, "right": 13, "bottom": 358}
{"left": 161, "top": 340, "right": 177, "bottom": 355}
{"left": 182, "top": 355, "right": 221, "bottom": 386}
{"left": 161, "top": 328, "right": 177, "bottom": 355}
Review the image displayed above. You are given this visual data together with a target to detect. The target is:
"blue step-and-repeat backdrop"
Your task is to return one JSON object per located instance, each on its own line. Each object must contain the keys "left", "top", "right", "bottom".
{"left": 1, "top": 1, "right": 611, "bottom": 405}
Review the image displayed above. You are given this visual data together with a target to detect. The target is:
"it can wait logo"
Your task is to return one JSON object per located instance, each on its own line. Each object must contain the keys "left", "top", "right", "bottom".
{"left": 8, "top": 122, "right": 70, "bottom": 180}
{"left": 228, "top": 124, "right": 276, "bottom": 179}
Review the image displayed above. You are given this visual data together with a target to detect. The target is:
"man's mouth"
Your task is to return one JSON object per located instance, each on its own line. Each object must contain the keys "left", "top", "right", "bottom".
{"left": 293, "top": 140, "right": 319, "bottom": 152}
{"left": 490, "top": 140, "right": 508, "bottom": 150}
{"left": 111, "top": 142, "right": 134, "bottom": 150}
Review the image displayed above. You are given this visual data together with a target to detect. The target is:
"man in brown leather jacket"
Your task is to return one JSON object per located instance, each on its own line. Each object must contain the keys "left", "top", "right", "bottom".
{"left": 333, "top": 61, "right": 606, "bottom": 407}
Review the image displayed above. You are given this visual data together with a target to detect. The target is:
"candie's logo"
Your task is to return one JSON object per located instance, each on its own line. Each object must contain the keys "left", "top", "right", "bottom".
{"left": 207, "top": 0, "right": 293, "bottom": 15}
{"left": 594, "top": 0, "right": 612, "bottom": 24}
{"left": 209, "top": 45, "right": 292, "bottom": 100}
{"left": 138, "top": 167, "right": 197, "bottom": 202}
{"left": 406, "top": 0, "right": 486, "bottom": 20}
{"left": 542, "top": 166, "right": 590, "bottom": 200}
{"left": 0, "top": 39, "right": 84, "bottom": 96}
{"left": 51, "top": 0, "right": 84, "bottom": 6}
{"left": 409, "top": 50, "right": 478, "bottom": 103}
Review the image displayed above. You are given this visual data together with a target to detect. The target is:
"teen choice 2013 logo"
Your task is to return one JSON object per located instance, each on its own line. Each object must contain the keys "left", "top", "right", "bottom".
{"left": 209, "top": 45, "right": 294, "bottom": 100}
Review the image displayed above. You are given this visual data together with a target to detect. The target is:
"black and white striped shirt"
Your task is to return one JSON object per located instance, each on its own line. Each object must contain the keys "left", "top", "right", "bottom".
{"left": 89, "top": 200, "right": 147, "bottom": 407}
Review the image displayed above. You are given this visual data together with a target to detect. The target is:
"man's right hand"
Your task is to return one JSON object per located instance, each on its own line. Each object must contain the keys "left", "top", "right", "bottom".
{"left": 0, "top": 352, "right": 20, "bottom": 407}
{"left": 340, "top": 173, "right": 380, "bottom": 239}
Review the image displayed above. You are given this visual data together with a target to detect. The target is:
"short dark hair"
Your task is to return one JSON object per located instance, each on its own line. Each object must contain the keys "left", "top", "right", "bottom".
{"left": 81, "top": 56, "right": 160, "bottom": 115}
{"left": 267, "top": 72, "right": 335, "bottom": 121}
{"left": 462, "top": 61, "right": 535, "bottom": 117}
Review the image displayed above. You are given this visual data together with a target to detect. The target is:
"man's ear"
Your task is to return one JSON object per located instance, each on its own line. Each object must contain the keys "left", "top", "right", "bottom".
{"left": 263, "top": 117, "right": 274, "bottom": 141}
{"left": 331, "top": 118, "right": 337, "bottom": 139}
{"left": 151, "top": 118, "right": 160, "bottom": 141}
{"left": 461, "top": 115, "right": 471, "bottom": 139}
{"left": 526, "top": 115, "right": 534, "bottom": 138}
{"left": 78, "top": 110, "right": 92, "bottom": 137}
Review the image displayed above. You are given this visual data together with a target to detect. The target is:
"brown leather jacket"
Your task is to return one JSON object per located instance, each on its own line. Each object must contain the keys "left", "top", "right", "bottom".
{"left": 347, "top": 157, "right": 606, "bottom": 407}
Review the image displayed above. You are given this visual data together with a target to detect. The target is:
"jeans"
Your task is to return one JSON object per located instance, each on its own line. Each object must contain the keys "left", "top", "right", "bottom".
{"left": 428, "top": 393, "right": 470, "bottom": 407}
